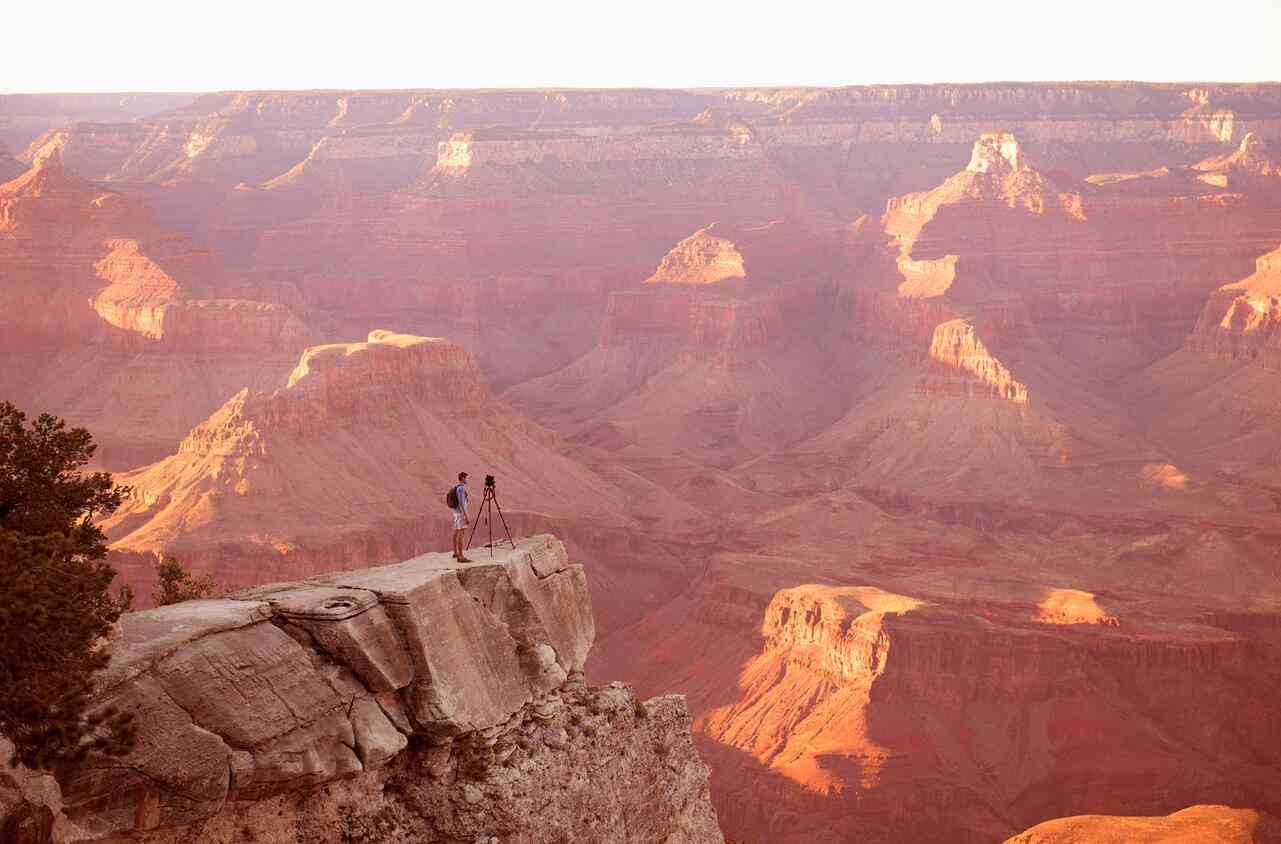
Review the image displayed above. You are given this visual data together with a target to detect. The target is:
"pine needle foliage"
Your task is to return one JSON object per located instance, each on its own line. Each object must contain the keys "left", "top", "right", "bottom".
{"left": 153, "top": 555, "right": 217, "bottom": 606}
{"left": 0, "top": 401, "right": 134, "bottom": 769}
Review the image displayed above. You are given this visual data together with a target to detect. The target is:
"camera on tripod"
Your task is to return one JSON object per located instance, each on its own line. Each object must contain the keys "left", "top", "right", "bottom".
{"left": 467, "top": 473, "right": 514, "bottom": 555}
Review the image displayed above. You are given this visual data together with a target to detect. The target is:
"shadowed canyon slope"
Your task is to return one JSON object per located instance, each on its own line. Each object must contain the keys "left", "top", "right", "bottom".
{"left": 5, "top": 83, "right": 1281, "bottom": 843}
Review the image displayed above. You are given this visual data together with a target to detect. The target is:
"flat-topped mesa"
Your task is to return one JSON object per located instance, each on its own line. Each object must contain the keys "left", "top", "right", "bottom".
{"left": 761, "top": 586, "right": 927, "bottom": 681}
{"left": 286, "top": 329, "right": 486, "bottom": 402}
{"left": 22, "top": 537, "right": 720, "bottom": 842}
{"left": 102, "top": 330, "right": 640, "bottom": 600}
{"left": 238, "top": 331, "right": 485, "bottom": 434}
{"left": 172, "top": 332, "right": 484, "bottom": 454}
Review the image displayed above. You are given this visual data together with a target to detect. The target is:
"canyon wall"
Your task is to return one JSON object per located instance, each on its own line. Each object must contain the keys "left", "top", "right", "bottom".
{"left": 0, "top": 536, "right": 723, "bottom": 844}
{"left": 0, "top": 152, "right": 311, "bottom": 466}
{"left": 1186, "top": 244, "right": 1281, "bottom": 368}
{"left": 601, "top": 570, "right": 1281, "bottom": 843}
{"left": 7, "top": 83, "right": 1281, "bottom": 842}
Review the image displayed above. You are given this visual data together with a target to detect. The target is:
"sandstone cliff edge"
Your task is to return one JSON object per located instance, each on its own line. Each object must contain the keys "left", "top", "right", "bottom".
{"left": 0, "top": 535, "right": 723, "bottom": 843}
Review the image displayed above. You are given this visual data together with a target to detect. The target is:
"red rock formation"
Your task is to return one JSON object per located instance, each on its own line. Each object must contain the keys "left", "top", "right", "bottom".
{"left": 0, "top": 154, "right": 310, "bottom": 466}
{"left": 1193, "top": 132, "right": 1281, "bottom": 192}
{"left": 8, "top": 84, "right": 1281, "bottom": 843}
{"left": 1004, "top": 805, "right": 1281, "bottom": 843}
{"left": 1186, "top": 244, "right": 1281, "bottom": 367}
{"left": 101, "top": 331, "right": 700, "bottom": 622}
{"left": 604, "top": 576, "right": 1281, "bottom": 843}
{"left": 644, "top": 225, "right": 748, "bottom": 285}
{"left": 505, "top": 221, "right": 853, "bottom": 470}
{"left": 21, "top": 83, "right": 1281, "bottom": 390}
{"left": 0, "top": 92, "right": 191, "bottom": 155}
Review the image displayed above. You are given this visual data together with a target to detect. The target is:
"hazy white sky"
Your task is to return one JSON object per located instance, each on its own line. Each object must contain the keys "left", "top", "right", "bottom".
{"left": 5, "top": 0, "right": 1281, "bottom": 93}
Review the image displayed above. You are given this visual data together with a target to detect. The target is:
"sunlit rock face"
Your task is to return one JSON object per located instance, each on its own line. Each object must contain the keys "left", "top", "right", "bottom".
{"left": 98, "top": 331, "right": 689, "bottom": 604}
{"left": 644, "top": 225, "right": 748, "bottom": 285}
{"left": 9, "top": 83, "right": 1281, "bottom": 441}
{"left": 1004, "top": 805, "right": 1281, "bottom": 844}
{"left": 966, "top": 130, "right": 1027, "bottom": 174}
{"left": 0, "top": 537, "right": 725, "bottom": 844}
{"left": 1187, "top": 244, "right": 1281, "bottom": 367}
{"left": 599, "top": 573, "right": 1281, "bottom": 843}
{"left": 0, "top": 154, "right": 309, "bottom": 467}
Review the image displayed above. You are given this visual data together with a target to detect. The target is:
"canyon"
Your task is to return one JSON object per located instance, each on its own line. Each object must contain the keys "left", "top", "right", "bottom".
{"left": 4, "top": 83, "right": 1281, "bottom": 842}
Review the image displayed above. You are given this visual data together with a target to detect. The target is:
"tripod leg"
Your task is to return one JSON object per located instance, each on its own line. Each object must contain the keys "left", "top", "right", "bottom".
{"left": 484, "top": 490, "right": 493, "bottom": 557}
{"left": 465, "top": 493, "right": 486, "bottom": 551}
{"left": 490, "top": 492, "right": 517, "bottom": 550}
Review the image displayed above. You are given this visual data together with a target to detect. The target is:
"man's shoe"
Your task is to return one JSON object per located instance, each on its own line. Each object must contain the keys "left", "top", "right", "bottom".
{"left": 459, "top": 556, "right": 474, "bottom": 563}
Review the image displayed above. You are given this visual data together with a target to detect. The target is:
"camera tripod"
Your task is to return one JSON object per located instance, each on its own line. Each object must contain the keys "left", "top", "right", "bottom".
{"left": 466, "top": 480, "right": 516, "bottom": 556}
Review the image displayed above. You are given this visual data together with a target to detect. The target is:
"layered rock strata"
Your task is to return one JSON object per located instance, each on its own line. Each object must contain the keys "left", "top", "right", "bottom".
{"left": 24, "top": 84, "right": 1281, "bottom": 193}
{"left": 100, "top": 330, "right": 702, "bottom": 644}
{"left": 4, "top": 536, "right": 722, "bottom": 843}
{"left": 1186, "top": 244, "right": 1281, "bottom": 367}
{"left": 0, "top": 153, "right": 310, "bottom": 466}
{"left": 611, "top": 575, "right": 1281, "bottom": 843}
{"left": 0, "top": 92, "right": 191, "bottom": 153}
{"left": 506, "top": 222, "right": 852, "bottom": 468}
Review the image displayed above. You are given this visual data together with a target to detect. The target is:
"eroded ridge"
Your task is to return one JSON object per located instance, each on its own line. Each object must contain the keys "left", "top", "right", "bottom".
{"left": 16, "top": 535, "right": 717, "bottom": 842}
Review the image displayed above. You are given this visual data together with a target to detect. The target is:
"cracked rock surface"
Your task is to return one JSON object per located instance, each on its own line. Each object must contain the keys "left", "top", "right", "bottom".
{"left": 2, "top": 535, "right": 722, "bottom": 842}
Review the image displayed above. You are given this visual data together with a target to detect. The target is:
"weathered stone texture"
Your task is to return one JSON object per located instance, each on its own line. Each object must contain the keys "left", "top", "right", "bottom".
{"left": 0, "top": 536, "right": 721, "bottom": 843}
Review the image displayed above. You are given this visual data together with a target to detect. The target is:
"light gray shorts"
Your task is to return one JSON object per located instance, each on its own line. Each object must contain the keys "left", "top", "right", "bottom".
{"left": 453, "top": 510, "right": 467, "bottom": 530}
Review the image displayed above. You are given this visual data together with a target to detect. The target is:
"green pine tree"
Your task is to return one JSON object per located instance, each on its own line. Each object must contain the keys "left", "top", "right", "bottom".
{"left": 0, "top": 401, "right": 134, "bottom": 769}
{"left": 153, "top": 555, "right": 217, "bottom": 606}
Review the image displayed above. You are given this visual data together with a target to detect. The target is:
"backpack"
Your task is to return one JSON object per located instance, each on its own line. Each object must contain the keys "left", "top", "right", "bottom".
{"left": 445, "top": 486, "right": 459, "bottom": 509}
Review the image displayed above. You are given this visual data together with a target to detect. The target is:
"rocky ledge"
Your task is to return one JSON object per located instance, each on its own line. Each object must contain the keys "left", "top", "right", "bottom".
{"left": 1, "top": 536, "right": 723, "bottom": 843}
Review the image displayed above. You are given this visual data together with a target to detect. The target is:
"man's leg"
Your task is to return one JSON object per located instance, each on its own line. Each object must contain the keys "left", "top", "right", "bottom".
{"left": 453, "top": 528, "right": 463, "bottom": 559}
{"left": 455, "top": 526, "right": 472, "bottom": 563}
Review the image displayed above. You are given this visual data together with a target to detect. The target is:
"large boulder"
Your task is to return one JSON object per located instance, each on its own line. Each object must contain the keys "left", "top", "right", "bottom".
{"left": 52, "top": 535, "right": 595, "bottom": 838}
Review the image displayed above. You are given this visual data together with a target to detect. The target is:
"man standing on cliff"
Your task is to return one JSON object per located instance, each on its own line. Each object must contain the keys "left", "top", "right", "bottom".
{"left": 452, "top": 472, "right": 472, "bottom": 562}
